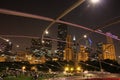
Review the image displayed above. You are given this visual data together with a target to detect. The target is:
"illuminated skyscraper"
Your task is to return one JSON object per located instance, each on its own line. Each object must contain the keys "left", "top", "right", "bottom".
{"left": 102, "top": 32, "right": 116, "bottom": 60}
{"left": 64, "top": 35, "right": 73, "bottom": 61}
{"left": 78, "top": 45, "right": 88, "bottom": 62}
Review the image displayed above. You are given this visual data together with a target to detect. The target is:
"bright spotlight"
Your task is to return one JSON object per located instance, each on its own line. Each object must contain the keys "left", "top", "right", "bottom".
{"left": 90, "top": 0, "right": 100, "bottom": 4}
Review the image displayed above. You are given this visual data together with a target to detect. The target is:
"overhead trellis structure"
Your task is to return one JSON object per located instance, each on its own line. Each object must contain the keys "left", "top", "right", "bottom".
{"left": 0, "top": 8, "right": 120, "bottom": 42}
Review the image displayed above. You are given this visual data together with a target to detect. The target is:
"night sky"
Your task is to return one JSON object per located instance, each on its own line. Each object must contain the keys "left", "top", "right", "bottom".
{"left": 0, "top": 0, "right": 120, "bottom": 60}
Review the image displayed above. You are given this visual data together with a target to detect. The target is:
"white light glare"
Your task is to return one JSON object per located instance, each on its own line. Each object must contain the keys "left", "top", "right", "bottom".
{"left": 42, "top": 40, "right": 45, "bottom": 43}
{"left": 6, "top": 39, "right": 9, "bottom": 42}
{"left": 83, "top": 35, "right": 87, "bottom": 38}
{"left": 16, "top": 45, "right": 20, "bottom": 48}
{"left": 118, "top": 56, "right": 120, "bottom": 58}
{"left": 73, "top": 36, "right": 76, "bottom": 41}
{"left": 90, "top": 0, "right": 100, "bottom": 4}
{"left": 45, "top": 30, "right": 49, "bottom": 34}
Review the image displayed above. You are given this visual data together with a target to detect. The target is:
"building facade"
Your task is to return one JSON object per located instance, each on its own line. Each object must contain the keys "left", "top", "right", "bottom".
{"left": 103, "top": 36, "right": 116, "bottom": 60}
{"left": 64, "top": 35, "right": 73, "bottom": 61}
{"left": 100, "top": 33, "right": 116, "bottom": 60}
{"left": 78, "top": 45, "right": 89, "bottom": 62}
{"left": 102, "top": 44, "right": 116, "bottom": 60}
{"left": 57, "top": 24, "right": 68, "bottom": 60}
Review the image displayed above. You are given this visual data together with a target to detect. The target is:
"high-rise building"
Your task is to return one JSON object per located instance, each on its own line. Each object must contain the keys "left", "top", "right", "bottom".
{"left": 57, "top": 24, "right": 68, "bottom": 60}
{"left": 102, "top": 33, "right": 116, "bottom": 60}
{"left": 64, "top": 35, "right": 73, "bottom": 61}
{"left": 0, "top": 42, "right": 12, "bottom": 53}
{"left": 102, "top": 44, "right": 116, "bottom": 60}
{"left": 44, "top": 36, "right": 52, "bottom": 50}
{"left": 78, "top": 45, "right": 89, "bottom": 62}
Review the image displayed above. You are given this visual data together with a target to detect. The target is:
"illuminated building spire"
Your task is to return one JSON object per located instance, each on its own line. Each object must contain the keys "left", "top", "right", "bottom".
{"left": 73, "top": 35, "right": 76, "bottom": 41}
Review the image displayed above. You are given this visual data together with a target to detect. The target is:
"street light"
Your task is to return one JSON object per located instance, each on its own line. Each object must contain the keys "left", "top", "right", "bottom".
{"left": 16, "top": 45, "right": 19, "bottom": 48}
{"left": 45, "top": 30, "right": 49, "bottom": 35}
{"left": 64, "top": 66, "right": 69, "bottom": 72}
{"left": 22, "top": 66, "right": 26, "bottom": 72}
{"left": 76, "top": 66, "right": 81, "bottom": 71}
{"left": 31, "top": 66, "right": 37, "bottom": 72}
{"left": 70, "top": 67, "right": 74, "bottom": 72}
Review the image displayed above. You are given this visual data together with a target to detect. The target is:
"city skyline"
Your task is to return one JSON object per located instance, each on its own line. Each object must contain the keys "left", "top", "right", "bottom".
{"left": 0, "top": 0, "right": 120, "bottom": 61}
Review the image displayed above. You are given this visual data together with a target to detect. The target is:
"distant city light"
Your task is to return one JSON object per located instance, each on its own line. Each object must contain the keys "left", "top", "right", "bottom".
{"left": 70, "top": 67, "right": 74, "bottom": 71}
{"left": 83, "top": 35, "right": 87, "bottom": 38}
{"left": 54, "top": 50, "right": 58, "bottom": 53}
{"left": 42, "top": 40, "right": 45, "bottom": 43}
{"left": 73, "top": 36, "right": 76, "bottom": 41}
{"left": 6, "top": 39, "right": 9, "bottom": 42}
{"left": 64, "top": 66, "right": 69, "bottom": 71}
{"left": 76, "top": 66, "right": 81, "bottom": 71}
{"left": 22, "top": 66, "right": 26, "bottom": 71}
{"left": 9, "top": 42, "right": 12, "bottom": 45}
{"left": 118, "top": 56, "right": 120, "bottom": 58}
{"left": 84, "top": 70, "right": 88, "bottom": 73}
{"left": 16, "top": 45, "right": 20, "bottom": 48}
